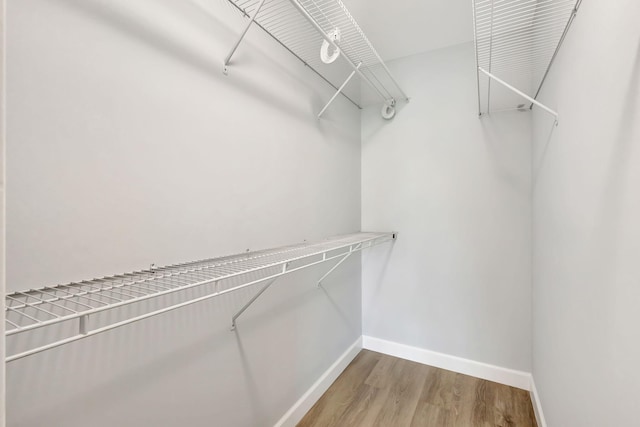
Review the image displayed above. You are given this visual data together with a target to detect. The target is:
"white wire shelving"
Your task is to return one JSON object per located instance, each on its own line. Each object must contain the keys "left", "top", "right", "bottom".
{"left": 223, "top": 0, "right": 408, "bottom": 119}
{"left": 472, "top": 0, "right": 582, "bottom": 121}
{"left": 4, "top": 232, "right": 396, "bottom": 363}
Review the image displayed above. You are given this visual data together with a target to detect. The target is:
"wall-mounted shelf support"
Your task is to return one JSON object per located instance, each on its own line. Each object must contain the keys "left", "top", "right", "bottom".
{"left": 318, "top": 62, "right": 361, "bottom": 118}
{"left": 5, "top": 232, "right": 396, "bottom": 362}
{"left": 472, "top": 0, "right": 580, "bottom": 121}
{"left": 231, "top": 277, "right": 279, "bottom": 330}
{"left": 478, "top": 67, "right": 558, "bottom": 123}
{"left": 223, "top": 0, "right": 268, "bottom": 75}
{"left": 285, "top": 0, "right": 390, "bottom": 105}
{"left": 317, "top": 242, "right": 361, "bottom": 287}
{"left": 223, "top": 0, "right": 408, "bottom": 119}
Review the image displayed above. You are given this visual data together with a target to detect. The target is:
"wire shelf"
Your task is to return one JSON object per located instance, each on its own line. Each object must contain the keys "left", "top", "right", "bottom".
{"left": 473, "top": 0, "right": 580, "bottom": 117}
{"left": 224, "top": 0, "right": 408, "bottom": 115}
{"left": 5, "top": 231, "right": 396, "bottom": 362}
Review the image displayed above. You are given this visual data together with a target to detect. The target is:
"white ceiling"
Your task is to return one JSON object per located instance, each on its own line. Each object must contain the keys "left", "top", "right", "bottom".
{"left": 342, "top": 0, "right": 474, "bottom": 61}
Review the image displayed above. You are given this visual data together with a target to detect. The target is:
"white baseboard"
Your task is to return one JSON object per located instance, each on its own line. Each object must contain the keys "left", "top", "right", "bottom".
{"left": 362, "top": 335, "right": 531, "bottom": 391}
{"left": 530, "top": 376, "right": 547, "bottom": 427}
{"left": 273, "top": 337, "right": 362, "bottom": 427}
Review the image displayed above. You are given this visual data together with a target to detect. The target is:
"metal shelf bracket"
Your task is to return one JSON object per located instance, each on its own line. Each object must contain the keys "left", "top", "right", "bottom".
{"left": 317, "top": 242, "right": 361, "bottom": 287}
{"left": 231, "top": 232, "right": 397, "bottom": 329}
{"left": 318, "top": 62, "right": 362, "bottom": 118}
{"left": 231, "top": 277, "right": 279, "bottom": 330}
{"left": 223, "top": 0, "right": 268, "bottom": 75}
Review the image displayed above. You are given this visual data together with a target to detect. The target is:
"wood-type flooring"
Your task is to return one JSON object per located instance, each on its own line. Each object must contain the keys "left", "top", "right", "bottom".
{"left": 298, "top": 350, "right": 537, "bottom": 427}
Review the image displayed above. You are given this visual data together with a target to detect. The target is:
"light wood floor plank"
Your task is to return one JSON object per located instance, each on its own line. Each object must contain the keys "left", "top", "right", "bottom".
{"left": 297, "top": 350, "right": 381, "bottom": 427}
{"left": 451, "top": 373, "right": 482, "bottom": 426}
{"left": 411, "top": 401, "right": 451, "bottom": 426}
{"left": 419, "top": 366, "right": 458, "bottom": 409}
{"left": 371, "top": 359, "right": 430, "bottom": 426}
{"left": 335, "top": 384, "right": 389, "bottom": 427}
{"left": 365, "top": 353, "right": 398, "bottom": 389}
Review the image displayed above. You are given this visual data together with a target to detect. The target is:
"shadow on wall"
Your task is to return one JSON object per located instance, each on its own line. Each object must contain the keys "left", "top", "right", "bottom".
{"left": 55, "top": 0, "right": 333, "bottom": 124}
{"left": 317, "top": 285, "right": 353, "bottom": 332}
{"left": 602, "top": 40, "right": 640, "bottom": 204}
{"left": 532, "top": 118, "right": 557, "bottom": 187}
{"left": 534, "top": 38, "right": 639, "bottom": 189}
{"left": 362, "top": 240, "right": 396, "bottom": 296}
{"left": 234, "top": 328, "right": 268, "bottom": 422}
{"left": 7, "top": 264, "right": 362, "bottom": 426}
{"left": 591, "top": 40, "right": 640, "bottom": 300}
{"left": 361, "top": 100, "right": 410, "bottom": 143}
{"left": 480, "top": 110, "right": 532, "bottom": 195}
{"left": 9, "top": 297, "right": 238, "bottom": 427}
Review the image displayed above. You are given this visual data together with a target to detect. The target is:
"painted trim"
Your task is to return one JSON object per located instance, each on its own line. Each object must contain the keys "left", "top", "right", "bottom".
{"left": 273, "top": 337, "right": 362, "bottom": 427}
{"left": 1, "top": 0, "right": 6, "bottom": 424}
{"left": 530, "top": 376, "right": 548, "bottom": 427}
{"left": 362, "top": 335, "right": 531, "bottom": 391}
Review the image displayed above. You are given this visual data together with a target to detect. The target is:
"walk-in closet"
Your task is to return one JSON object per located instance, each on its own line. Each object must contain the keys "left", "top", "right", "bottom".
{"left": 1, "top": 0, "right": 639, "bottom": 426}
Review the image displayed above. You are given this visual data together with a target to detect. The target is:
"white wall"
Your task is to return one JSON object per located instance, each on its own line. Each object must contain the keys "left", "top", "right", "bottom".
{"left": 532, "top": 1, "right": 640, "bottom": 426}
{"left": 361, "top": 42, "right": 533, "bottom": 372}
{"left": 1, "top": 0, "right": 6, "bottom": 425}
{"left": 5, "top": 0, "right": 362, "bottom": 426}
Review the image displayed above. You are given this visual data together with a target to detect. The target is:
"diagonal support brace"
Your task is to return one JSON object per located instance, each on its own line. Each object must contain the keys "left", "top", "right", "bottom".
{"left": 478, "top": 67, "right": 559, "bottom": 123}
{"left": 231, "top": 278, "right": 277, "bottom": 330}
{"left": 286, "top": 0, "right": 391, "bottom": 105}
{"left": 317, "top": 243, "right": 362, "bottom": 287}
{"left": 231, "top": 263, "right": 287, "bottom": 330}
{"left": 318, "top": 62, "right": 362, "bottom": 118}
{"left": 223, "top": 0, "right": 268, "bottom": 75}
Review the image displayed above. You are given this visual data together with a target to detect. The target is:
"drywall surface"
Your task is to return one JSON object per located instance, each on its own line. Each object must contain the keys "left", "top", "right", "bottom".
{"left": 5, "top": 0, "right": 362, "bottom": 426}
{"left": 1, "top": 0, "right": 6, "bottom": 424}
{"left": 361, "top": 43, "right": 533, "bottom": 372}
{"left": 532, "top": 1, "right": 640, "bottom": 426}
{"left": 342, "top": 0, "right": 473, "bottom": 61}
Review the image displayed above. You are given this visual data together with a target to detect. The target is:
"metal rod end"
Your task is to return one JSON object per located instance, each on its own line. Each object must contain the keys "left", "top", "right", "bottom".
{"left": 223, "top": 65, "right": 229, "bottom": 76}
